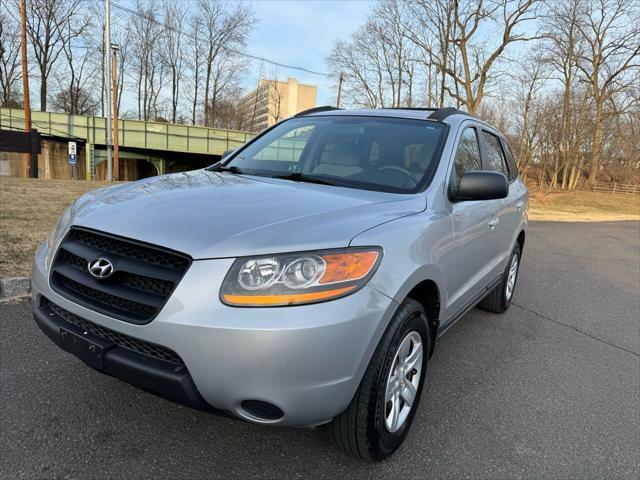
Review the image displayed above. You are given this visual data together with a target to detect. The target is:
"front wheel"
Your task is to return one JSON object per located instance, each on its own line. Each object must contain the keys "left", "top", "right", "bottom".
{"left": 479, "top": 243, "right": 521, "bottom": 313}
{"left": 329, "top": 298, "right": 430, "bottom": 461}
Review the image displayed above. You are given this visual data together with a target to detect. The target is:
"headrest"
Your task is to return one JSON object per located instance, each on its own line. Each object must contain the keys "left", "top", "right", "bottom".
{"left": 332, "top": 142, "right": 360, "bottom": 166}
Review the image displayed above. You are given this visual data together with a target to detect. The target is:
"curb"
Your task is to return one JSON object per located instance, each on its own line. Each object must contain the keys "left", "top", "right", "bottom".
{"left": 0, "top": 277, "right": 32, "bottom": 302}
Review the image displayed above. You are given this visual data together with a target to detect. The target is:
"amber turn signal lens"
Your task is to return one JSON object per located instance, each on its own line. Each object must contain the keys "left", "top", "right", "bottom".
{"left": 319, "top": 251, "right": 380, "bottom": 284}
{"left": 222, "top": 285, "right": 357, "bottom": 306}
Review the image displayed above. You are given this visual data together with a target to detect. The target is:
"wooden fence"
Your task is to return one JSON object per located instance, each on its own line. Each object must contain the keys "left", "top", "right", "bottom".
{"left": 592, "top": 181, "right": 639, "bottom": 195}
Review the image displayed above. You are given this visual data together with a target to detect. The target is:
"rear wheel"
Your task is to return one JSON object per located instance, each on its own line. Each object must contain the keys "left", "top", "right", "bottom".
{"left": 479, "top": 243, "right": 521, "bottom": 313}
{"left": 329, "top": 298, "right": 430, "bottom": 461}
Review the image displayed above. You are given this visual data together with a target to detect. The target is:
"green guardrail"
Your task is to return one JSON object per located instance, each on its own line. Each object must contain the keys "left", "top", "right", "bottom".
{"left": 0, "top": 108, "right": 255, "bottom": 180}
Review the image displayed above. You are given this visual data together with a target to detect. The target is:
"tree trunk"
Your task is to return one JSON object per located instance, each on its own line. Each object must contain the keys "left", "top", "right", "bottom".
{"left": 171, "top": 69, "right": 178, "bottom": 123}
{"left": 588, "top": 100, "right": 603, "bottom": 186}
{"left": 203, "top": 52, "right": 212, "bottom": 126}
{"left": 572, "top": 155, "right": 585, "bottom": 190}
{"left": 39, "top": 66, "right": 47, "bottom": 111}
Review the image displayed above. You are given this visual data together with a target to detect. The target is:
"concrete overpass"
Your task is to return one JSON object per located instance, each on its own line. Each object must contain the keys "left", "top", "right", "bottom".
{"left": 0, "top": 108, "right": 254, "bottom": 179}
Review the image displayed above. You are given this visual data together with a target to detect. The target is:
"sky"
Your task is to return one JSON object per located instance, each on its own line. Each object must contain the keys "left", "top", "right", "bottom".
{"left": 103, "top": 0, "right": 373, "bottom": 118}
{"left": 239, "top": 0, "right": 374, "bottom": 104}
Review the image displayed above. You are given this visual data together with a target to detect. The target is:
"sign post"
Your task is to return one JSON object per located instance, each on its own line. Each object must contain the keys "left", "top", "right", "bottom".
{"left": 68, "top": 141, "right": 77, "bottom": 179}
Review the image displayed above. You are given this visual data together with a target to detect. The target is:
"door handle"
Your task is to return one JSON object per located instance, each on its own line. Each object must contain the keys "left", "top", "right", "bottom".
{"left": 488, "top": 217, "right": 499, "bottom": 230}
{"left": 516, "top": 201, "right": 524, "bottom": 212}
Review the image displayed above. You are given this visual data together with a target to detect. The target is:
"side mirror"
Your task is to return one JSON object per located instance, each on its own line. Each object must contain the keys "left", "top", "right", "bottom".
{"left": 222, "top": 149, "right": 235, "bottom": 159}
{"left": 451, "top": 171, "right": 508, "bottom": 202}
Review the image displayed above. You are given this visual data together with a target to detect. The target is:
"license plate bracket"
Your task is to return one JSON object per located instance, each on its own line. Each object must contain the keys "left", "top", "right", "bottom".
{"left": 59, "top": 327, "right": 104, "bottom": 369}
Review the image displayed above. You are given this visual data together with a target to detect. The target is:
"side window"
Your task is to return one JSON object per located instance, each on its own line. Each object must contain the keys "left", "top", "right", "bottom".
{"left": 501, "top": 139, "right": 518, "bottom": 180}
{"left": 253, "top": 125, "right": 315, "bottom": 163}
{"left": 482, "top": 131, "right": 509, "bottom": 177}
{"left": 454, "top": 127, "right": 482, "bottom": 178}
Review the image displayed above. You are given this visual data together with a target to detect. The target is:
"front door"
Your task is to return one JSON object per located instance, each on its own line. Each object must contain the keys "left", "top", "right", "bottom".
{"left": 444, "top": 124, "right": 499, "bottom": 324}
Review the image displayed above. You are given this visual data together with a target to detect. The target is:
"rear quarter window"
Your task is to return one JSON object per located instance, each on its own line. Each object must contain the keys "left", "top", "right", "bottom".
{"left": 501, "top": 139, "right": 519, "bottom": 181}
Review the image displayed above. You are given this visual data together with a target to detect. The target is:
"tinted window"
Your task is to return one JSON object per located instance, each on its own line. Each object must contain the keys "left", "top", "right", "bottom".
{"left": 501, "top": 139, "right": 518, "bottom": 180}
{"left": 224, "top": 116, "right": 448, "bottom": 193}
{"left": 482, "top": 131, "right": 509, "bottom": 177}
{"left": 454, "top": 128, "right": 481, "bottom": 178}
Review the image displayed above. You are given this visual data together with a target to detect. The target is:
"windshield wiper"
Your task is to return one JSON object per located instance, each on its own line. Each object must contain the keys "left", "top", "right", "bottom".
{"left": 268, "top": 172, "right": 339, "bottom": 186}
{"left": 209, "top": 164, "right": 245, "bottom": 174}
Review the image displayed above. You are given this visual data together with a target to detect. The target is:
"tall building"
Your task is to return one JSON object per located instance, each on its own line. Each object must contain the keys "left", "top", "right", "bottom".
{"left": 240, "top": 78, "right": 317, "bottom": 132}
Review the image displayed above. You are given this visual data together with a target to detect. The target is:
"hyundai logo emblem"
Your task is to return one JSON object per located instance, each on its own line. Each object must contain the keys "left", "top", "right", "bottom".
{"left": 87, "top": 258, "right": 114, "bottom": 279}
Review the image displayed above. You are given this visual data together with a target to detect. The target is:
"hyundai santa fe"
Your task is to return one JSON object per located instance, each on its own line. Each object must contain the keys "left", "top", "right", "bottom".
{"left": 33, "top": 106, "right": 527, "bottom": 461}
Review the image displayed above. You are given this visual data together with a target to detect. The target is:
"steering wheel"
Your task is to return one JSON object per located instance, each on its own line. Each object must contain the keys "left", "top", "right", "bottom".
{"left": 377, "top": 165, "right": 418, "bottom": 188}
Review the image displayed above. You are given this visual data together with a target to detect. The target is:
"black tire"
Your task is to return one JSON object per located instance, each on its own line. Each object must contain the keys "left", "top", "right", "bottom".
{"left": 329, "top": 298, "right": 430, "bottom": 461}
{"left": 479, "top": 243, "right": 521, "bottom": 314}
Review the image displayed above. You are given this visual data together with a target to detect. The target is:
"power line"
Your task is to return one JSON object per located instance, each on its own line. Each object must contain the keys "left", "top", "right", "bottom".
{"left": 110, "top": 0, "right": 330, "bottom": 77}
{"left": 4, "top": 1, "right": 331, "bottom": 76}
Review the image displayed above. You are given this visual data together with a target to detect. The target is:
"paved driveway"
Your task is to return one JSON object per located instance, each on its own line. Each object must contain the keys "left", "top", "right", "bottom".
{"left": 1, "top": 221, "right": 638, "bottom": 479}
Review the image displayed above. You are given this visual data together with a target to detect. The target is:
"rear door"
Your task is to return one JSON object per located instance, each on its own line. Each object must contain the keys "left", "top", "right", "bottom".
{"left": 479, "top": 129, "right": 521, "bottom": 269}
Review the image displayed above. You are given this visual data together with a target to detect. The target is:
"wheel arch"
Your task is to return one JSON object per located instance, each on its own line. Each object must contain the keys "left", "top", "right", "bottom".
{"left": 405, "top": 279, "right": 441, "bottom": 357}
{"left": 516, "top": 229, "right": 525, "bottom": 253}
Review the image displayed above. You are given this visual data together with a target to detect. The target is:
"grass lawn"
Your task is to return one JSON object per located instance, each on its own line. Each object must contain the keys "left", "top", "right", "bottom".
{"left": 0, "top": 177, "right": 114, "bottom": 279}
{"left": 528, "top": 191, "right": 640, "bottom": 222}
{"left": 1, "top": 177, "right": 639, "bottom": 279}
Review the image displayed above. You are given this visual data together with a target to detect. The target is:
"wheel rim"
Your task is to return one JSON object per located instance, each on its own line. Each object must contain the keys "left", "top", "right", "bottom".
{"left": 384, "top": 331, "right": 423, "bottom": 433}
{"left": 505, "top": 254, "right": 519, "bottom": 301}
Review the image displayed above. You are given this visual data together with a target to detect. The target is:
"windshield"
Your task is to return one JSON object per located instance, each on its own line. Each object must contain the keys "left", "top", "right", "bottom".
{"left": 218, "top": 116, "right": 448, "bottom": 193}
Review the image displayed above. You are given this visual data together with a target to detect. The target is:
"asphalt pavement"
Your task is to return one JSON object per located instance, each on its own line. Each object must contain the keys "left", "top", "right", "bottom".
{"left": 1, "top": 221, "right": 639, "bottom": 479}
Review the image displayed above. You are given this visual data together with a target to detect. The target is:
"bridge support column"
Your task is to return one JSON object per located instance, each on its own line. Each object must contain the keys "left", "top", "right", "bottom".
{"left": 150, "top": 157, "right": 165, "bottom": 175}
{"left": 85, "top": 142, "right": 94, "bottom": 180}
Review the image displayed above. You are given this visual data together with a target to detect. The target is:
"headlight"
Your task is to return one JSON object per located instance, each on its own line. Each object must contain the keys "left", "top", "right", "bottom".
{"left": 220, "top": 247, "right": 382, "bottom": 307}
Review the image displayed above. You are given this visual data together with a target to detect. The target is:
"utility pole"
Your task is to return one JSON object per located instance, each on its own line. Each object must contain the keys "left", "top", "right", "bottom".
{"left": 20, "top": 0, "right": 35, "bottom": 178}
{"left": 104, "top": 0, "right": 113, "bottom": 181}
{"left": 336, "top": 72, "right": 344, "bottom": 108}
{"left": 111, "top": 43, "right": 119, "bottom": 180}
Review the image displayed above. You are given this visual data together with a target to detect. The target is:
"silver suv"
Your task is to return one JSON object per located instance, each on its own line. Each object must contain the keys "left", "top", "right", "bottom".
{"left": 33, "top": 107, "right": 527, "bottom": 461}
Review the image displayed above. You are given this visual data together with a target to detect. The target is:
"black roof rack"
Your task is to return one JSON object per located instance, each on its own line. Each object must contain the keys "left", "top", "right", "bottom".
{"left": 427, "top": 107, "right": 467, "bottom": 121}
{"left": 294, "top": 105, "right": 467, "bottom": 121}
{"left": 378, "top": 106, "right": 468, "bottom": 120}
{"left": 295, "top": 105, "right": 342, "bottom": 117}
{"left": 379, "top": 107, "right": 439, "bottom": 112}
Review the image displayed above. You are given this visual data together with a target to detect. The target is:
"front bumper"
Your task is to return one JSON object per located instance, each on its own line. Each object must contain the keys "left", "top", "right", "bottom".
{"left": 32, "top": 241, "right": 397, "bottom": 427}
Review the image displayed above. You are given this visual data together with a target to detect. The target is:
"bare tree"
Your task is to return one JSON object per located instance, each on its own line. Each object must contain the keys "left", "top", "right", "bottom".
{"left": 510, "top": 54, "right": 547, "bottom": 177}
{"left": 54, "top": 5, "right": 97, "bottom": 115}
{"left": 206, "top": 52, "right": 249, "bottom": 127}
{"left": 51, "top": 85, "right": 98, "bottom": 115}
{"left": 329, "top": 9, "right": 413, "bottom": 108}
{"left": 408, "top": 0, "right": 539, "bottom": 115}
{"left": 405, "top": 0, "right": 455, "bottom": 107}
{"left": 130, "top": 0, "right": 165, "bottom": 120}
{"left": 187, "top": 14, "right": 205, "bottom": 125}
{"left": 197, "top": 0, "right": 254, "bottom": 126}
{"left": 112, "top": 26, "right": 131, "bottom": 117}
{"left": 575, "top": 0, "right": 640, "bottom": 185}
{"left": 162, "top": 1, "right": 186, "bottom": 123}
{"left": 0, "top": 4, "right": 22, "bottom": 107}
{"left": 18, "top": 0, "right": 83, "bottom": 111}
{"left": 544, "top": 0, "right": 584, "bottom": 189}
{"left": 211, "top": 84, "right": 246, "bottom": 130}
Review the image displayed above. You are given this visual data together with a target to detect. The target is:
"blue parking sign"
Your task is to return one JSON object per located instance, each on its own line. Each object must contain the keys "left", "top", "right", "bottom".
{"left": 68, "top": 153, "right": 77, "bottom": 165}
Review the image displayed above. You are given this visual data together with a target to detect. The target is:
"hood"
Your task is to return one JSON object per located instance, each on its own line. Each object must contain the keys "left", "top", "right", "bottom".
{"left": 72, "top": 169, "right": 425, "bottom": 259}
